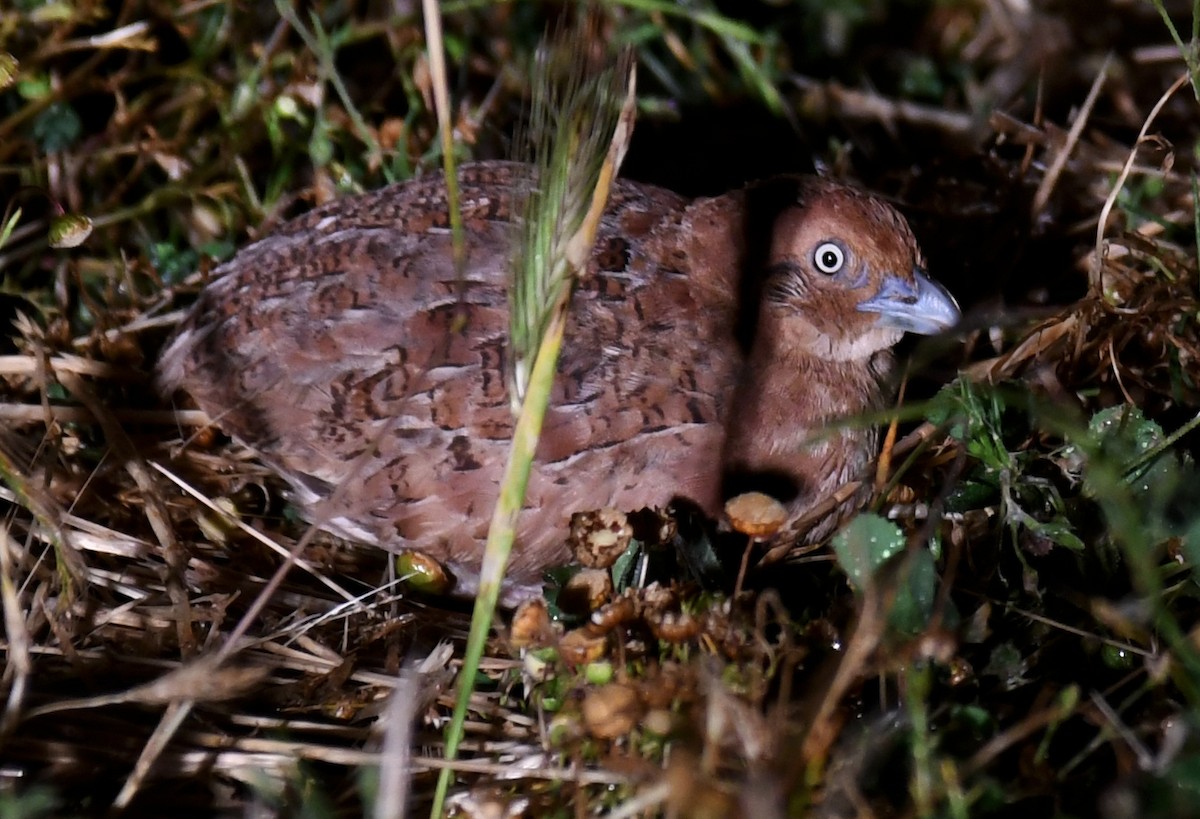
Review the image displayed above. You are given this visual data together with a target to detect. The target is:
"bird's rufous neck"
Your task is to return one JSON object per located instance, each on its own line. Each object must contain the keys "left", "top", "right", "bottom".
{"left": 719, "top": 334, "right": 893, "bottom": 517}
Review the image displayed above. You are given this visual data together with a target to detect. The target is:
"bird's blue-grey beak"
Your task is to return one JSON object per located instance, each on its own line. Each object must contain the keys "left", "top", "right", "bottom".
{"left": 856, "top": 267, "right": 960, "bottom": 335}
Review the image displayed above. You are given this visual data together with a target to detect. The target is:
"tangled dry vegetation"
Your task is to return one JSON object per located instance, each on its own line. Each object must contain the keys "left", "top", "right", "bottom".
{"left": 3, "top": 1, "right": 1200, "bottom": 817}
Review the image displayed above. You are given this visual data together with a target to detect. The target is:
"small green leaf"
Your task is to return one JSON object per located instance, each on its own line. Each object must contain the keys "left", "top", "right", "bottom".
{"left": 199, "top": 239, "right": 236, "bottom": 262}
{"left": 585, "top": 661, "right": 614, "bottom": 685}
{"left": 0, "top": 785, "right": 60, "bottom": 819}
{"left": 944, "top": 477, "right": 998, "bottom": 513}
{"left": 832, "top": 513, "right": 907, "bottom": 589}
{"left": 1082, "top": 403, "right": 1180, "bottom": 505}
{"left": 309, "top": 118, "right": 334, "bottom": 168}
{"left": 29, "top": 2, "right": 76, "bottom": 23}
{"left": 150, "top": 242, "right": 200, "bottom": 283}
{"left": 31, "top": 101, "right": 82, "bottom": 152}
{"left": 888, "top": 547, "right": 937, "bottom": 636}
{"left": 948, "top": 703, "right": 995, "bottom": 735}
{"left": 899, "top": 56, "right": 943, "bottom": 100}
{"left": 1028, "top": 518, "right": 1085, "bottom": 552}
{"left": 1088, "top": 404, "right": 1163, "bottom": 462}
{"left": 609, "top": 539, "right": 642, "bottom": 592}
{"left": 1100, "top": 643, "right": 1138, "bottom": 670}
{"left": 0, "top": 207, "right": 21, "bottom": 250}
{"left": 982, "top": 642, "right": 1030, "bottom": 691}
{"left": 17, "top": 73, "right": 51, "bottom": 100}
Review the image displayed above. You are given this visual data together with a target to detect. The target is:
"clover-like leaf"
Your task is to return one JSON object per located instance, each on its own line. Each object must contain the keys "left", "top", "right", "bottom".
{"left": 832, "top": 513, "right": 907, "bottom": 590}
{"left": 0, "top": 53, "right": 18, "bottom": 90}
{"left": 48, "top": 214, "right": 92, "bottom": 248}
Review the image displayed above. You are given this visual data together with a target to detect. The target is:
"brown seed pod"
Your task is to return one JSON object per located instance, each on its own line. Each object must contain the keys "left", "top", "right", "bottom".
{"left": 589, "top": 592, "right": 640, "bottom": 633}
{"left": 559, "top": 568, "right": 614, "bottom": 614}
{"left": 638, "top": 582, "right": 679, "bottom": 613}
{"left": 885, "top": 483, "right": 918, "bottom": 504}
{"left": 646, "top": 609, "right": 701, "bottom": 643}
{"left": 558, "top": 626, "right": 608, "bottom": 666}
{"left": 581, "top": 682, "right": 642, "bottom": 740}
{"left": 947, "top": 657, "right": 975, "bottom": 687}
{"left": 509, "top": 598, "right": 555, "bottom": 650}
{"left": 567, "top": 507, "right": 634, "bottom": 568}
{"left": 190, "top": 424, "right": 218, "bottom": 450}
{"left": 638, "top": 662, "right": 686, "bottom": 710}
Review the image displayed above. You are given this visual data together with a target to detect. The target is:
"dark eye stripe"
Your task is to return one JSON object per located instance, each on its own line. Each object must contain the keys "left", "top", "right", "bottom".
{"left": 763, "top": 261, "right": 808, "bottom": 303}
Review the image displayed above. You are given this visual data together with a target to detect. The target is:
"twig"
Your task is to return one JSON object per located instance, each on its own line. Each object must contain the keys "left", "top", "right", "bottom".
{"left": 0, "top": 526, "right": 32, "bottom": 738}
{"left": 1031, "top": 53, "right": 1111, "bottom": 218}
{"left": 1093, "top": 70, "right": 1190, "bottom": 296}
{"left": 790, "top": 76, "right": 978, "bottom": 138}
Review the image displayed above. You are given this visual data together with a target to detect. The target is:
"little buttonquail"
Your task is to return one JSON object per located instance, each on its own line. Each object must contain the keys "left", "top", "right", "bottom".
{"left": 157, "top": 161, "right": 960, "bottom": 600}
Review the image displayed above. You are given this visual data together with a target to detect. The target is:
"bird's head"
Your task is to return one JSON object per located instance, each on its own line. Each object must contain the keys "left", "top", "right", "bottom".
{"left": 758, "top": 178, "right": 959, "bottom": 361}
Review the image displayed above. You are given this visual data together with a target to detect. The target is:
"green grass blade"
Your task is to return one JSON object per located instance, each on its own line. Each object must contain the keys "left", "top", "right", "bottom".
{"left": 428, "top": 23, "right": 637, "bottom": 817}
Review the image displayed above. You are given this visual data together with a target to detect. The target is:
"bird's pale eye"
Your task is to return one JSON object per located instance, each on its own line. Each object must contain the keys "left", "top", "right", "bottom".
{"left": 813, "top": 241, "right": 845, "bottom": 275}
